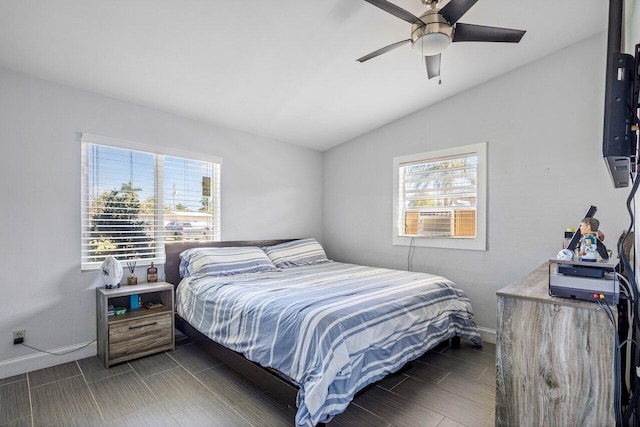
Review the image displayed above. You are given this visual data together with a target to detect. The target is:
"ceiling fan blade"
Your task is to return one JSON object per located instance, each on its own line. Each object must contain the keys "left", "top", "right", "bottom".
{"left": 425, "top": 54, "right": 441, "bottom": 80}
{"left": 453, "top": 23, "right": 526, "bottom": 43}
{"left": 439, "top": 0, "right": 478, "bottom": 24}
{"left": 357, "top": 39, "right": 411, "bottom": 62}
{"left": 363, "top": 0, "right": 422, "bottom": 24}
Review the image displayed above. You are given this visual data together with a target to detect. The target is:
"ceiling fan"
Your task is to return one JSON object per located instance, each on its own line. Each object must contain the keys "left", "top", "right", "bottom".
{"left": 357, "top": 0, "right": 526, "bottom": 82}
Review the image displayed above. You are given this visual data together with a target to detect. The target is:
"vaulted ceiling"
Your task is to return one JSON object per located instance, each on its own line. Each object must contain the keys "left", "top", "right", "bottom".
{"left": 0, "top": 0, "right": 608, "bottom": 150}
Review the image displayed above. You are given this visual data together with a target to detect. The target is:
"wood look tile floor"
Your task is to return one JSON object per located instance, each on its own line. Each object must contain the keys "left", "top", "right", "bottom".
{"left": 0, "top": 334, "right": 495, "bottom": 426}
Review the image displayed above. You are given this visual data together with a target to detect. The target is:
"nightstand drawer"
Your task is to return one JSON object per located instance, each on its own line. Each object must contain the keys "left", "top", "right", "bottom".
{"left": 109, "top": 313, "right": 172, "bottom": 359}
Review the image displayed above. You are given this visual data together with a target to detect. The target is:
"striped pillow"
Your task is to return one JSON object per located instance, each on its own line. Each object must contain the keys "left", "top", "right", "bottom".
{"left": 179, "top": 246, "right": 277, "bottom": 278}
{"left": 262, "top": 238, "right": 330, "bottom": 268}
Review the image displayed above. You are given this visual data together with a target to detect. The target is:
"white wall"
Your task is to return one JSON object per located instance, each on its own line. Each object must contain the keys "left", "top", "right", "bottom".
{"left": 624, "top": 0, "right": 639, "bottom": 53}
{"left": 0, "top": 68, "right": 323, "bottom": 377}
{"left": 322, "top": 32, "right": 630, "bottom": 334}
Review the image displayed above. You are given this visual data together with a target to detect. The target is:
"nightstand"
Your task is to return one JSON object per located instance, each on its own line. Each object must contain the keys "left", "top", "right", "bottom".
{"left": 96, "top": 282, "right": 175, "bottom": 368}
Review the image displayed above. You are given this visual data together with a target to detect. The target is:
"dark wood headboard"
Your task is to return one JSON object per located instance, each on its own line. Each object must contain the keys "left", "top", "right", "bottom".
{"left": 164, "top": 239, "right": 295, "bottom": 286}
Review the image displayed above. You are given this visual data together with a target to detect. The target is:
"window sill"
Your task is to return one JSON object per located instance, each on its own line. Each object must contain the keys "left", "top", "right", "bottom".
{"left": 393, "top": 235, "right": 486, "bottom": 251}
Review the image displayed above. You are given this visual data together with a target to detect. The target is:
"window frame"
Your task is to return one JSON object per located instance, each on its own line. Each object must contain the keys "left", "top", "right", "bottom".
{"left": 80, "top": 133, "right": 222, "bottom": 270}
{"left": 392, "top": 142, "right": 487, "bottom": 251}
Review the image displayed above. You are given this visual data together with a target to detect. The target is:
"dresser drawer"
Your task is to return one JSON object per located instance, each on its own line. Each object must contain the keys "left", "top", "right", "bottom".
{"left": 109, "top": 313, "right": 172, "bottom": 360}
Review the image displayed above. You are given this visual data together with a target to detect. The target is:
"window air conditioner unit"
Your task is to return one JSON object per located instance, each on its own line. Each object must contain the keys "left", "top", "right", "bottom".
{"left": 418, "top": 210, "right": 453, "bottom": 237}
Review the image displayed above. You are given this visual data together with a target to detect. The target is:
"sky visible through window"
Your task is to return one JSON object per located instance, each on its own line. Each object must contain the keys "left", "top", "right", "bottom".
{"left": 89, "top": 144, "right": 210, "bottom": 212}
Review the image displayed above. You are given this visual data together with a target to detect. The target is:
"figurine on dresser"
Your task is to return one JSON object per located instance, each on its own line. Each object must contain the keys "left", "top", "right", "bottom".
{"left": 578, "top": 217, "right": 606, "bottom": 262}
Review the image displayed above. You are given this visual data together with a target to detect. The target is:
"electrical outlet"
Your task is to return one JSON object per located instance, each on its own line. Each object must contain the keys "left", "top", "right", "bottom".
{"left": 13, "top": 330, "right": 25, "bottom": 345}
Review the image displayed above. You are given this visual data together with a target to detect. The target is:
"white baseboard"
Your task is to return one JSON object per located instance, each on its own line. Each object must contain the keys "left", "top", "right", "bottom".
{"left": 0, "top": 341, "right": 97, "bottom": 380}
{"left": 477, "top": 326, "right": 496, "bottom": 344}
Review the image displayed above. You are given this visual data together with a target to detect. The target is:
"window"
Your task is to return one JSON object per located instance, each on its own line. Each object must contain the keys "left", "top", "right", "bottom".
{"left": 393, "top": 142, "right": 486, "bottom": 251}
{"left": 81, "top": 134, "right": 221, "bottom": 270}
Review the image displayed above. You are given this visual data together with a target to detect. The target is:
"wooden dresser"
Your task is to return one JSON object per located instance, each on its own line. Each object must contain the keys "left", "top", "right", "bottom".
{"left": 496, "top": 263, "right": 615, "bottom": 426}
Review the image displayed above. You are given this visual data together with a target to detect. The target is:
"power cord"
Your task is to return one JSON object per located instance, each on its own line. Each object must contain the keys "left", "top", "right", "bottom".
{"left": 407, "top": 237, "right": 415, "bottom": 271}
{"left": 18, "top": 340, "right": 96, "bottom": 356}
{"left": 597, "top": 297, "right": 623, "bottom": 425}
{"left": 617, "top": 113, "right": 640, "bottom": 425}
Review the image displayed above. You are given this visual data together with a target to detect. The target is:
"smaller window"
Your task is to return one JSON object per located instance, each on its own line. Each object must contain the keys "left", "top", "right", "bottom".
{"left": 393, "top": 142, "right": 486, "bottom": 251}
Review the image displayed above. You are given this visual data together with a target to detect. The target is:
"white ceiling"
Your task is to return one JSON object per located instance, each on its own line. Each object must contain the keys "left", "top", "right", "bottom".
{"left": 0, "top": 0, "right": 608, "bottom": 151}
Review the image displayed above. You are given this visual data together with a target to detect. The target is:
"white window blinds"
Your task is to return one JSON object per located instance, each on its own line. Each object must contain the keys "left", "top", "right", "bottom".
{"left": 393, "top": 142, "right": 486, "bottom": 251}
{"left": 81, "top": 134, "right": 221, "bottom": 270}
{"left": 399, "top": 152, "right": 478, "bottom": 238}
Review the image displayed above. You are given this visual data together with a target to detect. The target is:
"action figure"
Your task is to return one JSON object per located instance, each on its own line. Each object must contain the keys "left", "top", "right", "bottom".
{"left": 579, "top": 217, "right": 602, "bottom": 262}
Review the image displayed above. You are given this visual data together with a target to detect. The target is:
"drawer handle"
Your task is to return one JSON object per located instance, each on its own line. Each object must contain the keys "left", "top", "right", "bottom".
{"left": 129, "top": 322, "right": 157, "bottom": 330}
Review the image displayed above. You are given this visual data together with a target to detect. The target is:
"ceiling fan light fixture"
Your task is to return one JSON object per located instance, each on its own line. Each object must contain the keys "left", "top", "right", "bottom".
{"left": 410, "top": 11, "right": 453, "bottom": 56}
{"left": 411, "top": 32, "right": 451, "bottom": 55}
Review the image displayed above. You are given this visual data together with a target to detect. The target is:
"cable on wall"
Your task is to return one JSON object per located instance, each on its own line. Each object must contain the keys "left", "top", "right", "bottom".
{"left": 407, "top": 237, "right": 415, "bottom": 271}
{"left": 19, "top": 340, "right": 96, "bottom": 356}
{"left": 617, "top": 108, "right": 640, "bottom": 425}
{"left": 598, "top": 297, "right": 624, "bottom": 425}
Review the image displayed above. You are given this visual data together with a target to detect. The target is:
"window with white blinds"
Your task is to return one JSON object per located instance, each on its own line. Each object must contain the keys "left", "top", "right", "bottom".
{"left": 393, "top": 142, "right": 486, "bottom": 251}
{"left": 81, "top": 134, "right": 221, "bottom": 270}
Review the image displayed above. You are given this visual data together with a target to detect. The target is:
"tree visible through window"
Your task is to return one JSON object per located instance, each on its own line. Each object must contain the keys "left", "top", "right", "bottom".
{"left": 89, "top": 182, "right": 152, "bottom": 260}
{"left": 81, "top": 134, "right": 221, "bottom": 270}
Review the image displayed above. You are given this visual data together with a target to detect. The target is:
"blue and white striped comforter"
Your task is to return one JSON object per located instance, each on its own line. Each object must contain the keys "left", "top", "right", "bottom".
{"left": 176, "top": 262, "right": 482, "bottom": 426}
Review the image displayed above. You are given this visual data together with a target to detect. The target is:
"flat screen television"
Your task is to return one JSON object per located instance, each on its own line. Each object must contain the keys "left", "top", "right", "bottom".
{"left": 602, "top": 0, "right": 639, "bottom": 188}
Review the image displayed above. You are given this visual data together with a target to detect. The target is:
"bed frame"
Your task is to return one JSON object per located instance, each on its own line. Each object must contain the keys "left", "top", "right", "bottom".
{"left": 164, "top": 239, "right": 460, "bottom": 416}
{"left": 165, "top": 239, "right": 299, "bottom": 406}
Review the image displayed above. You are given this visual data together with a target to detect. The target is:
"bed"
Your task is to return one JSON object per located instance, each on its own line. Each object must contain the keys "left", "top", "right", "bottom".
{"left": 165, "top": 238, "right": 482, "bottom": 426}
